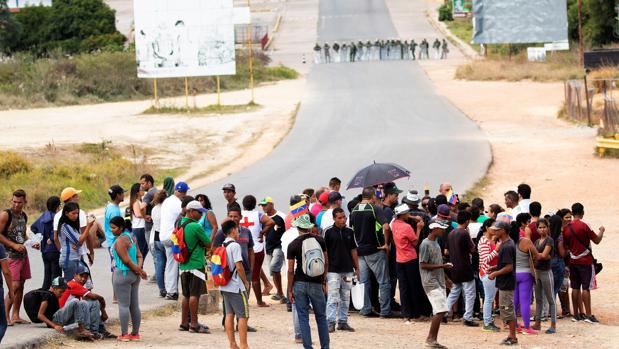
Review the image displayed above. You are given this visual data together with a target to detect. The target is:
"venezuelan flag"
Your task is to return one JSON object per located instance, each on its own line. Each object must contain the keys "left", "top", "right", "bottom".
{"left": 290, "top": 201, "right": 308, "bottom": 218}
{"left": 447, "top": 190, "right": 458, "bottom": 205}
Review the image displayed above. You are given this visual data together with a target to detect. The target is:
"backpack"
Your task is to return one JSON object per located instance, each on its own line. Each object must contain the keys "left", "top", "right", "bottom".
{"left": 301, "top": 236, "right": 325, "bottom": 278}
{"left": 171, "top": 220, "right": 194, "bottom": 263}
{"left": 211, "top": 241, "right": 235, "bottom": 286}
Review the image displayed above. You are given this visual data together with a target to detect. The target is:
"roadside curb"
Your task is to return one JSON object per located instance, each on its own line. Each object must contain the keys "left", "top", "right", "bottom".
{"left": 424, "top": 7, "right": 479, "bottom": 60}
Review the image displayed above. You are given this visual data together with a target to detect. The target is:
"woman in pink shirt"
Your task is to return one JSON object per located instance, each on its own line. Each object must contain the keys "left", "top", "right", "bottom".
{"left": 478, "top": 219, "right": 501, "bottom": 331}
{"left": 391, "top": 204, "right": 429, "bottom": 323}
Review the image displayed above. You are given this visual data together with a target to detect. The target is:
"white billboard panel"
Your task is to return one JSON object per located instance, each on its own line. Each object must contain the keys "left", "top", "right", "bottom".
{"left": 7, "top": 0, "right": 52, "bottom": 8}
{"left": 134, "top": 0, "right": 250, "bottom": 78}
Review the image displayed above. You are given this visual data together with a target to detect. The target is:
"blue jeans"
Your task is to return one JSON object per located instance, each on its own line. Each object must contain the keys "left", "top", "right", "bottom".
{"left": 151, "top": 241, "right": 166, "bottom": 293}
{"left": 326, "top": 272, "right": 353, "bottom": 324}
{"left": 446, "top": 279, "right": 476, "bottom": 322}
{"left": 293, "top": 281, "right": 330, "bottom": 349}
{"left": 132, "top": 228, "right": 149, "bottom": 261}
{"left": 551, "top": 258, "right": 565, "bottom": 297}
{"left": 481, "top": 275, "right": 497, "bottom": 325}
{"left": 359, "top": 251, "right": 391, "bottom": 316}
{"left": 62, "top": 259, "right": 82, "bottom": 283}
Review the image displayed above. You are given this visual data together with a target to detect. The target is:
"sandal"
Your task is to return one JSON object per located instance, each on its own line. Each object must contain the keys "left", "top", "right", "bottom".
{"left": 501, "top": 337, "right": 518, "bottom": 346}
{"left": 179, "top": 324, "right": 189, "bottom": 331}
{"left": 546, "top": 327, "right": 556, "bottom": 334}
{"left": 189, "top": 324, "right": 210, "bottom": 334}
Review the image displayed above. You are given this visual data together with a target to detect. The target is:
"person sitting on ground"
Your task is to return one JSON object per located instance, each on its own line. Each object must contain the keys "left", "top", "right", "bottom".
{"left": 110, "top": 216, "right": 148, "bottom": 342}
{"left": 58, "top": 265, "right": 113, "bottom": 340}
{"left": 219, "top": 220, "right": 251, "bottom": 349}
{"left": 179, "top": 201, "right": 212, "bottom": 334}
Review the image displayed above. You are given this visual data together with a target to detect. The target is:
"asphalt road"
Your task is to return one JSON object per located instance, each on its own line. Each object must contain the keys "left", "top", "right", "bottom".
{"left": 196, "top": 0, "right": 491, "bottom": 214}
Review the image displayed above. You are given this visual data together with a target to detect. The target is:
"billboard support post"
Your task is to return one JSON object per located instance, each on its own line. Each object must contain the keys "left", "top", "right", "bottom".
{"left": 184, "top": 77, "right": 189, "bottom": 110}
{"left": 246, "top": 0, "right": 255, "bottom": 104}
{"left": 217, "top": 76, "right": 222, "bottom": 106}
{"left": 153, "top": 78, "right": 159, "bottom": 110}
{"left": 578, "top": 0, "right": 584, "bottom": 66}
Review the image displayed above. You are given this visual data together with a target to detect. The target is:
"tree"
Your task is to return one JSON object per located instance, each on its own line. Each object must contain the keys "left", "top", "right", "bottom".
{"left": 568, "top": 0, "right": 617, "bottom": 48}
{"left": 0, "top": 0, "right": 22, "bottom": 54}
{"left": 13, "top": 6, "right": 53, "bottom": 54}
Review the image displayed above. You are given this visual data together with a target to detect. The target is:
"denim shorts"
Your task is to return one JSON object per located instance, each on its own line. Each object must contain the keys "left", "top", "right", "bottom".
{"left": 268, "top": 248, "right": 285, "bottom": 274}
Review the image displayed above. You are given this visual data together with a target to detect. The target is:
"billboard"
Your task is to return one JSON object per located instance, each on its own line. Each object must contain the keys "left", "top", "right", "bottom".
{"left": 472, "top": 0, "right": 568, "bottom": 44}
{"left": 133, "top": 0, "right": 250, "bottom": 78}
{"left": 7, "top": 0, "right": 51, "bottom": 8}
{"left": 452, "top": 0, "right": 472, "bottom": 18}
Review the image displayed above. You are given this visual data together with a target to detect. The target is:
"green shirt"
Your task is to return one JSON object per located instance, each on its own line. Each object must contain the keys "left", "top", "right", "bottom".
{"left": 179, "top": 217, "right": 211, "bottom": 271}
{"left": 477, "top": 215, "right": 489, "bottom": 224}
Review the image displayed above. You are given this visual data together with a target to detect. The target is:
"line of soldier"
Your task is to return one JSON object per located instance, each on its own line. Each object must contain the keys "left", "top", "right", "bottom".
{"left": 313, "top": 38, "right": 449, "bottom": 64}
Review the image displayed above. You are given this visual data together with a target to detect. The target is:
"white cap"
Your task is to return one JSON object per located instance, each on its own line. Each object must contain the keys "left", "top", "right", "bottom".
{"left": 186, "top": 200, "right": 206, "bottom": 213}
{"left": 394, "top": 203, "right": 410, "bottom": 216}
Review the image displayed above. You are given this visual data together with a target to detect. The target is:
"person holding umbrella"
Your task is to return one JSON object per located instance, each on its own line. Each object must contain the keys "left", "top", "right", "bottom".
{"left": 349, "top": 187, "right": 395, "bottom": 318}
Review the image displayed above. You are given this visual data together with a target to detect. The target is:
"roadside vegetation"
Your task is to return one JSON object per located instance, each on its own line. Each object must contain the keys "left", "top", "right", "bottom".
{"left": 438, "top": 0, "right": 618, "bottom": 82}
{"left": 143, "top": 102, "right": 262, "bottom": 115}
{"left": 0, "top": 141, "right": 179, "bottom": 216}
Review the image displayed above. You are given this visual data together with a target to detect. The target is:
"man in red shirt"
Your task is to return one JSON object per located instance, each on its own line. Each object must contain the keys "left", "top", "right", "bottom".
{"left": 562, "top": 203, "right": 605, "bottom": 323}
{"left": 58, "top": 265, "right": 113, "bottom": 339}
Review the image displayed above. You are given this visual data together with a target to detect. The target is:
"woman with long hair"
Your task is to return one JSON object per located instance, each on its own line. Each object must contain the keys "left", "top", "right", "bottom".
{"left": 532, "top": 218, "right": 557, "bottom": 333}
{"left": 477, "top": 218, "right": 500, "bottom": 331}
{"left": 555, "top": 209, "right": 574, "bottom": 317}
{"left": 129, "top": 183, "right": 148, "bottom": 260}
{"left": 195, "top": 194, "right": 218, "bottom": 242}
{"left": 148, "top": 190, "right": 168, "bottom": 298}
{"left": 110, "top": 216, "right": 147, "bottom": 342}
{"left": 513, "top": 217, "right": 540, "bottom": 335}
{"left": 58, "top": 202, "right": 90, "bottom": 282}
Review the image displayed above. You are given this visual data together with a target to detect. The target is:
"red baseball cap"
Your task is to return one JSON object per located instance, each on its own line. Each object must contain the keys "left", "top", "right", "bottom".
{"left": 319, "top": 192, "right": 329, "bottom": 205}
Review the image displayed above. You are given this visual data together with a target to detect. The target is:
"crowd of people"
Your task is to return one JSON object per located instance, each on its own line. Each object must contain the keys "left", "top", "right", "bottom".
{"left": 313, "top": 38, "right": 449, "bottom": 64}
{"left": 0, "top": 176, "right": 607, "bottom": 349}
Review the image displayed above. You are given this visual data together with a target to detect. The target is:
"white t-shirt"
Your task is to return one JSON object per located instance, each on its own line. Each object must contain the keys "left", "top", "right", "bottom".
{"left": 468, "top": 222, "right": 482, "bottom": 240}
{"left": 320, "top": 208, "right": 335, "bottom": 231}
{"left": 54, "top": 210, "right": 88, "bottom": 231}
{"left": 149, "top": 204, "right": 162, "bottom": 245}
{"left": 159, "top": 195, "right": 181, "bottom": 242}
{"left": 241, "top": 210, "right": 263, "bottom": 253}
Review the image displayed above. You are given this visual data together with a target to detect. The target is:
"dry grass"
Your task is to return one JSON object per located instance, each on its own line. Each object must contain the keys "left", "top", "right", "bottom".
{"left": 142, "top": 102, "right": 262, "bottom": 115}
{"left": 455, "top": 51, "right": 585, "bottom": 82}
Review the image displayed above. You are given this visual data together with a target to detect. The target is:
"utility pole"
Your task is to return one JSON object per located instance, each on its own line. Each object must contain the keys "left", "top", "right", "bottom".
{"left": 578, "top": 0, "right": 584, "bottom": 66}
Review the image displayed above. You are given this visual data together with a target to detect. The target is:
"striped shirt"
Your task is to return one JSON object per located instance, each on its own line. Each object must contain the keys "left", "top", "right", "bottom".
{"left": 477, "top": 236, "right": 498, "bottom": 277}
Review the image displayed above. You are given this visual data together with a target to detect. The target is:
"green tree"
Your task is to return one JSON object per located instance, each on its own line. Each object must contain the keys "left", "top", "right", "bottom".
{"left": 568, "top": 0, "right": 617, "bottom": 47}
{"left": 0, "top": 0, "right": 22, "bottom": 54}
{"left": 12, "top": 6, "right": 53, "bottom": 54}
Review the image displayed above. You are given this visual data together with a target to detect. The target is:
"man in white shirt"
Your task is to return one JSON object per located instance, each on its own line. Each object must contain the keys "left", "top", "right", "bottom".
{"left": 517, "top": 184, "right": 531, "bottom": 214}
{"left": 159, "top": 181, "right": 189, "bottom": 300}
{"left": 320, "top": 192, "right": 344, "bottom": 231}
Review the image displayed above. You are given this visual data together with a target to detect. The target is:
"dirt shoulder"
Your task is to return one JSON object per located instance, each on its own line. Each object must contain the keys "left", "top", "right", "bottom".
{"left": 417, "top": 49, "right": 619, "bottom": 326}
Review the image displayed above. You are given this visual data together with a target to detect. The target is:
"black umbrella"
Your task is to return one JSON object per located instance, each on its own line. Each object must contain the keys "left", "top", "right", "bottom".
{"left": 346, "top": 162, "right": 411, "bottom": 190}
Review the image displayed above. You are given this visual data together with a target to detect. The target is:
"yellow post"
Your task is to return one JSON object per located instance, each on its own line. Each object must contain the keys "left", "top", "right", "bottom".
{"left": 153, "top": 78, "right": 159, "bottom": 109}
{"left": 216, "top": 76, "right": 221, "bottom": 106}
{"left": 246, "top": 0, "right": 255, "bottom": 104}
{"left": 184, "top": 77, "right": 189, "bottom": 110}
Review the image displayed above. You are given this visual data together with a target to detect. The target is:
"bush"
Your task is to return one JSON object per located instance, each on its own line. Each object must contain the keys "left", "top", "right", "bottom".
{"left": 0, "top": 152, "right": 31, "bottom": 178}
{"left": 438, "top": 2, "right": 453, "bottom": 22}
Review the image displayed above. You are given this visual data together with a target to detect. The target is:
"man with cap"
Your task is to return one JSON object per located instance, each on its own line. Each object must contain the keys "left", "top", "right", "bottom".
{"left": 178, "top": 201, "right": 211, "bottom": 333}
{"left": 287, "top": 214, "right": 329, "bottom": 349}
{"left": 58, "top": 264, "right": 111, "bottom": 340}
{"left": 488, "top": 220, "right": 518, "bottom": 345}
{"left": 222, "top": 183, "right": 239, "bottom": 213}
{"left": 419, "top": 219, "right": 452, "bottom": 349}
{"left": 314, "top": 191, "right": 330, "bottom": 229}
{"left": 310, "top": 188, "right": 327, "bottom": 217}
{"left": 23, "top": 276, "right": 66, "bottom": 331}
{"left": 320, "top": 192, "right": 344, "bottom": 231}
{"left": 260, "top": 197, "right": 287, "bottom": 302}
{"left": 55, "top": 187, "right": 96, "bottom": 265}
{"left": 159, "top": 181, "right": 190, "bottom": 300}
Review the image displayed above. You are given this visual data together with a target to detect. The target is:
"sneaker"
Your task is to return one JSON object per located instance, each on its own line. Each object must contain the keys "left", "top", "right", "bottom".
{"left": 129, "top": 334, "right": 141, "bottom": 342}
{"left": 571, "top": 314, "right": 582, "bottom": 322}
{"left": 522, "top": 327, "right": 539, "bottom": 335}
{"left": 500, "top": 337, "right": 518, "bottom": 346}
{"left": 271, "top": 294, "right": 284, "bottom": 301}
{"left": 99, "top": 329, "right": 117, "bottom": 339}
{"left": 166, "top": 293, "right": 178, "bottom": 301}
{"left": 379, "top": 313, "right": 400, "bottom": 319}
{"left": 362, "top": 311, "right": 380, "bottom": 318}
{"left": 336, "top": 323, "right": 355, "bottom": 332}
{"left": 328, "top": 323, "right": 335, "bottom": 333}
{"left": 545, "top": 327, "right": 556, "bottom": 334}
{"left": 463, "top": 320, "right": 480, "bottom": 327}
{"left": 117, "top": 334, "right": 132, "bottom": 342}
{"left": 516, "top": 325, "right": 523, "bottom": 334}
{"left": 482, "top": 323, "right": 501, "bottom": 332}
{"left": 584, "top": 315, "right": 600, "bottom": 324}
{"left": 159, "top": 290, "right": 167, "bottom": 298}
